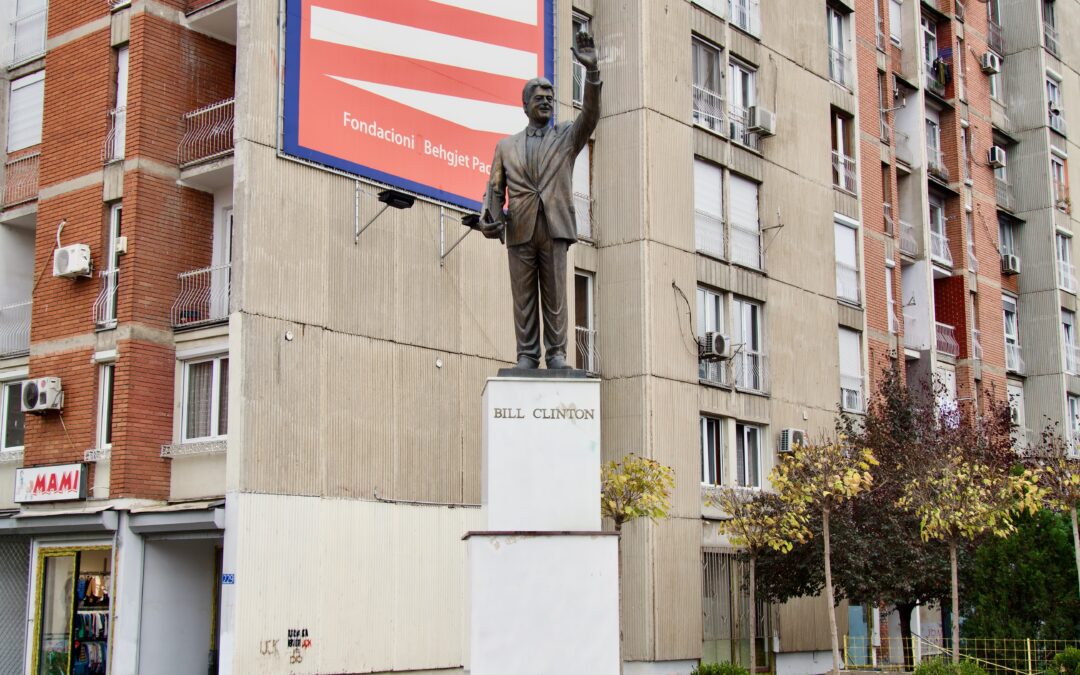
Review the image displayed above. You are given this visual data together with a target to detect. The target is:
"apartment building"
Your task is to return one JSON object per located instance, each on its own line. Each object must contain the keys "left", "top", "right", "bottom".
{"left": 0, "top": 0, "right": 1067, "bottom": 674}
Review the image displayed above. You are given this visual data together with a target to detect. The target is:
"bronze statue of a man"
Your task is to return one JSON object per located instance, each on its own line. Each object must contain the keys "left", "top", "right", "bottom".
{"left": 481, "top": 31, "right": 601, "bottom": 370}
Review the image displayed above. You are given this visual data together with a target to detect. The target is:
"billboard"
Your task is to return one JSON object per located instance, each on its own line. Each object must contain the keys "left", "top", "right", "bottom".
{"left": 283, "top": 0, "right": 554, "bottom": 212}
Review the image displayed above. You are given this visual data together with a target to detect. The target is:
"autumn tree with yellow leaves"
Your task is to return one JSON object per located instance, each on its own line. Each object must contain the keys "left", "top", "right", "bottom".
{"left": 1026, "top": 428, "right": 1080, "bottom": 598}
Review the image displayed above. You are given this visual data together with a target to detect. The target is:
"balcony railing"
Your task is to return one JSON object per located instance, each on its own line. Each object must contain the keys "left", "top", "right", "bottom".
{"left": 829, "top": 47, "right": 851, "bottom": 88}
{"left": 8, "top": 8, "right": 46, "bottom": 66}
{"left": 1044, "top": 22, "right": 1059, "bottom": 56}
{"left": 836, "top": 261, "right": 859, "bottom": 304}
{"left": 575, "top": 327, "right": 599, "bottom": 375}
{"left": 699, "top": 357, "right": 728, "bottom": 386}
{"left": 924, "top": 59, "right": 950, "bottom": 97}
{"left": 171, "top": 263, "right": 231, "bottom": 327}
{"left": 883, "top": 202, "right": 895, "bottom": 234}
{"left": 936, "top": 321, "right": 960, "bottom": 357}
{"left": 1006, "top": 341, "right": 1024, "bottom": 373}
{"left": 574, "top": 192, "right": 593, "bottom": 240}
{"left": 988, "top": 20, "right": 1005, "bottom": 55}
{"left": 840, "top": 375, "right": 863, "bottom": 413}
{"left": 879, "top": 109, "right": 891, "bottom": 142}
{"left": 0, "top": 301, "right": 31, "bottom": 358}
{"left": 728, "top": 105, "right": 761, "bottom": 152}
{"left": 102, "top": 106, "right": 127, "bottom": 164}
{"left": 3, "top": 152, "right": 40, "bottom": 208}
{"left": 888, "top": 298, "right": 899, "bottom": 334}
{"left": 927, "top": 146, "right": 949, "bottom": 181}
{"left": 733, "top": 351, "right": 768, "bottom": 394}
{"left": 93, "top": 270, "right": 119, "bottom": 328}
{"left": 1054, "top": 183, "right": 1071, "bottom": 213}
{"left": 1066, "top": 343, "right": 1080, "bottom": 375}
{"left": 904, "top": 310, "right": 920, "bottom": 350}
{"left": 968, "top": 241, "right": 978, "bottom": 273}
{"left": 876, "top": 17, "right": 887, "bottom": 51}
{"left": 695, "top": 210, "right": 724, "bottom": 258}
{"left": 930, "top": 229, "right": 952, "bottom": 265}
{"left": 972, "top": 328, "right": 982, "bottom": 360}
{"left": 178, "top": 97, "right": 235, "bottom": 166}
{"left": 995, "top": 176, "right": 1015, "bottom": 210}
{"left": 832, "top": 151, "right": 857, "bottom": 193}
{"left": 900, "top": 220, "right": 920, "bottom": 257}
{"left": 1050, "top": 111, "right": 1067, "bottom": 136}
{"left": 729, "top": 224, "right": 762, "bottom": 270}
{"left": 1059, "top": 260, "right": 1077, "bottom": 293}
{"left": 693, "top": 85, "right": 725, "bottom": 134}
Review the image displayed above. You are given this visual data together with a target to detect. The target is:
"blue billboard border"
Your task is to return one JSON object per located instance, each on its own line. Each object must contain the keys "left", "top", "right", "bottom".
{"left": 282, "top": 0, "right": 556, "bottom": 214}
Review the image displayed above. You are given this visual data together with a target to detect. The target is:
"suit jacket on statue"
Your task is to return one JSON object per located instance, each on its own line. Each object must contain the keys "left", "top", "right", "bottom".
{"left": 483, "top": 78, "right": 602, "bottom": 247}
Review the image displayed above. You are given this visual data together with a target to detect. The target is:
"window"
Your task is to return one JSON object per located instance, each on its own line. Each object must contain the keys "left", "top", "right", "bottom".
{"left": 10, "top": 0, "right": 47, "bottom": 65}
{"left": 728, "top": 60, "right": 757, "bottom": 148}
{"left": 960, "top": 126, "right": 971, "bottom": 184}
{"left": 1057, "top": 232, "right": 1075, "bottom": 293}
{"left": 989, "top": 62, "right": 1003, "bottom": 102}
{"left": 698, "top": 286, "right": 726, "bottom": 384}
{"left": 96, "top": 203, "right": 122, "bottom": 327}
{"left": 827, "top": 7, "right": 850, "bottom": 88}
{"left": 925, "top": 115, "right": 944, "bottom": 176}
{"left": 921, "top": 15, "right": 937, "bottom": 70}
{"left": 96, "top": 364, "right": 115, "bottom": 450}
{"left": 733, "top": 297, "right": 765, "bottom": 392}
{"left": 988, "top": 0, "right": 1002, "bottom": 28}
{"left": 1007, "top": 381, "right": 1025, "bottom": 448}
{"left": 692, "top": 38, "right": 724, "bottom": 132}
{"left": 878, "top": 72, "right": 890, "bottom": 141}
{"left": 1069, "top": 394, "right": 1080, "bottom": 454}
{"left": 7, "top": 71, "right": 44, "bottom": 152}
{"left": 956, "top": 37, "right": 967, "bottom": 102}
{"left": 1052, "top": 155, "right": 1069, "bottom": 211}
{"left": 735, "top": 422, "right": 761, "bottom": 487}
{"left": 701, "top": 415, "right": 723, "bottom": 486}
{"left": 889, "top": 0, "right": 903, "bottom": 45}
{"left": 693, "top": 0, "right": 725, "bottom": 18}
{"left": 1063, "top": 309, "right": 1078, "bottom": 374}
{"left": 574, "top": 272, "right": 597, "bottom": 373}
{"left": 999, "top": 217, "right": 1017, "bottom": 257}
{"left": 1003, "top": 295, "right": 1022, "bottom": 372}
{"left": 882, "top": 164, "right": 894, "bottom": 232}
{"left": 1044, "top": 0, "right": 1059, "bottom": 54}
{"left": 729, "top": 0, "right": 760, "bottom": 36}
{"left": 928, "top": 195, "right": 951, "bottom": 264}
{"left": 835, "top": 219, "right": 860, "bottom": 303}
{"left": 105, "top": 46, "right": 129, "bottom": 162}
{"left": 573, "top": 142, "right": 592, "bottom": 239}
{"left": 1048, "top": 78, "right": 1065, "bottom": 133}
{"left": 695, "top": 159, "right": 724, "bottom": 257}
{"left": 832, "top": 111, "right": 856, "bottom": 192}
{"left": 886, "top": 262, "right": 898, "bottom": 333}
{"left": 571, "top": 13, "right": 590, "bottom": 106}
{"left": 729, "top": 175, "right": 761, "bottom": 269}
{"left": 182, "top": 355, "right": 229, "bottom": 442}
{"left": 839, "top": 328, "right": 863, "bottom": 412}
{"left": 1, "top": 381, "right": 25, "bottom": 451}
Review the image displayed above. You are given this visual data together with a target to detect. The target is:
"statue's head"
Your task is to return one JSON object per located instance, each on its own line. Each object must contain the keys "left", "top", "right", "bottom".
{"left": 522, "top": 77, "right": 554, "bottom": 127}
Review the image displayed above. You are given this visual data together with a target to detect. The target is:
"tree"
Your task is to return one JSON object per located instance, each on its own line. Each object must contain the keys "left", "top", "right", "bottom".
{"left": 898, "top": 447, "right": 1043, "bottom": 664}
{"left": 712, "top": 489, "right": 807, "bottom": 675}
{"left": 1026, "top": 424, "right": 1080, "bottom": 599}
{"left": 600, "top": 454, "right": 674, "bottom": 531}
{"left": 770, "top": 437, "right": 877, "bottom": 675}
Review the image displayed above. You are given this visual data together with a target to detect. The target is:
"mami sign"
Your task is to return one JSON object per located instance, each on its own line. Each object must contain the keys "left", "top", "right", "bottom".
{"left": 14, "top": 463, "right": 88, "bottom": 503}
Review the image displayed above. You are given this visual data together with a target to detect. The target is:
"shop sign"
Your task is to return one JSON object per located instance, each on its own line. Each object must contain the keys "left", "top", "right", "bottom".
{"left": 14, "top": 463, "right": 87, "bottom": 503}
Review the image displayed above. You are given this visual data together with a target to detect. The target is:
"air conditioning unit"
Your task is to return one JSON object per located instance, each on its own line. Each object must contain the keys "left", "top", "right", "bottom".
{"left": 988, "top": 145, "right": 1007, "bottom": 169}
{"left": 21, "top": 378, "right": 63, "bottom": 414}
{"left": 53, "top": 244, "right": 92, "bottom": 278}
{"left": 748, "top": 106, "right": 777, "bottom": 136}
{"left": 698, "top": 332, "right": 732, "bottom": 361}
{"left": 779, "top": 428, "right": 807, "bottom": 454}
{"left": 980, "top": 51, "right": 1002, "bottom": 74}
{"left": 1001, "top": 253, "right": 1021, "bottom": 275}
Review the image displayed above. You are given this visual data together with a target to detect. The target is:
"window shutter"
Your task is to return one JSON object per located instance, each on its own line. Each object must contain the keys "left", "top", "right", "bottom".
{"left": 573, "top": 143, "right": 590, "bottom": 199}
{"left": 838, "top": 328, "right": 861, "bottom": 379}
{"left": 695, "top": 160, "right": 723, "bottom": 255}
{"left": 889, "top": 0, "right": 902, "bottom": 40}
{"left": 7, "top": 72, "right": 44, "bottom": 151}
{"left": 729, "top": 174, "right": 759, "bottom": 232}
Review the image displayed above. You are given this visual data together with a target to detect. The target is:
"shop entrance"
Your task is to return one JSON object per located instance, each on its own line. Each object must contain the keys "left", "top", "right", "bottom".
{"left": 32, "top": 546, "right": 113, "bottom": 675}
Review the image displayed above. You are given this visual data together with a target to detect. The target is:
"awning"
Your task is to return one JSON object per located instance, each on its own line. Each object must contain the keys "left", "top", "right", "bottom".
{"left": 0, "top": 504, "right": 118, "bottom": 535}
{"left": 128, "top": 499, "right": 225, "bottom": 533}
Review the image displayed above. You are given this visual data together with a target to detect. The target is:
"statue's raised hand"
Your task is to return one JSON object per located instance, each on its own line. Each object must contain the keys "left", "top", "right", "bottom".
{"left": 572, "top": 30, "right": 598, "bottom": 72}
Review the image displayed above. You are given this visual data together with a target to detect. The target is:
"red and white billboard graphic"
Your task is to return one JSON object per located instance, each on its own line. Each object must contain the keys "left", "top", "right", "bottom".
{"left": 283, "top": 0, "right": 554, "bottom": 212}
{"left": 14, "top": 463, "right": 87, "bottom": 503}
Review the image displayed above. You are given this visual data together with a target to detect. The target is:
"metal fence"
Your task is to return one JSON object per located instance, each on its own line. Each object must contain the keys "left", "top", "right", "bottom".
{"left": 732, "top": 352, "right": 768, "bottom": 394}
{"left": 178, "top": 97, "right": 235, "bottom": 166}
{"left": 172, "top": 263, "right": 231, "bottom": 327}
{"left": 829, "top": 47, "right": 850, "bottom": 88}
{"left": 574, "top": 191, "right": 593, "bottom": 240}
{"left": 93, "top": 270, "right": 119, "bottom": 328}
{"left": 8, "top": 9, "right": 45, "bottom": 66}
{"left": 0, "top": 301, "right": 31, "bottom": 357}
{"left": 102, "top": 106, "right": 126, "bottom": 163}
{"left": 832, "top": 151, "right": 857, "bottom": 193}
{"left": 693, "top": 85, "right": 725, "bottom": 134}
{"left": 575, "top": 327, "right": 599, "bottom": 375}
{"left": 844, "top": 635, "right": 1080, "bottom": 674}
{"left": 936, "top": 321, "right": 960, "bottom": 357}
{"left": 3, "top": 153, "right": 40, "bottom": 207}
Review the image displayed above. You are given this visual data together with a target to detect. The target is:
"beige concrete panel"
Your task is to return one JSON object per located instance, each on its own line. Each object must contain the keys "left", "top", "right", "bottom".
{"left": 601, "top": 375, "right": 647, "bottom": 462}
{"left": 111, "top": 8, "right": 131, "bottom": 46}
{"left": 758, "top": 56, "right": 833, "bottom": 186}
{"left": 647, "top": 243, "right": 699, "bottom": 382}
{"left": 694, "top": 127, "right": 728, "bottom": 167}
{"left": 595, "top": 111, "right": 647, "bottom": 244}
{"left": 1025, "top": 372, "right": 1067, "bottom": 438}
{"left": 598, "top": 241, "right": 648, "bottom": 378}
{"left": 727, "top": 264, "right": 768, "bottom": 302}
{"left": 572, "top": 242, "right": 599, "bottom": 273}
{"left": 103, "top": 162, "right": 124, "bottom": 202}
{"left": 393, "top": 346, "right": 462, "bottom": 503}
{"left": 645, "top": 112, "right": 695, "bottom": 251}
{"left": 236, "top": 0, "right": 277, "bottom": 147}
{"left": 697, "top": 255, "right": 732, "bottom": 293}
{"left": 691, "top": 5, "right": 726, "bottom": 47}
{"left": 778, "top": 595, "right": 849, "bottom": 653}
{"left": 727, "top": 27, "right": 760, "bottom": 66}
{"left": 652, "top": 516, "right": 704, "bottom": 660}
{"left": 319, "top": 331, "right": 396, "bottom": 500}
{"left": 1019, "top": 288, "right": 1067, "bottom": 375}
{"left": 620, "top": 517, "right": 656, "bottom": 661}
{"left": 169, "top": 453, "right": 226, "bottom": 500}
{"left": 593, "top": 0, "right": 645, "bottom": 118}
{"left": 0, "top": 463, "right": 17, "bottom": 510}
{"left": 727, "top": 144, "right": 765, "bottom": 183}
{"left": 648, "top": 377, "right": 701, "bottom": 518}
{"left": 837, "top": 302, "right": 864, "bottom": 331}
{"left": 644, "top": 0, "right": 691, "bottom": 123}
{"left": 459, "top": 357, "right": 504, "bottom": 503}
{"left": 766, "top": 280, "right": 842, "bottom": 416}
{"left": 761, "top": 0, "right": 822, "bottom": 74}
{"left": 447, "top": 216, "right": 517, "bottom": 363}
{"left": 758, "top": 162, "right": 835, "bottom": 299}
{"left": 237, "top": 144, "right": 331, "bottom": 326}
{"left": 833, "top": 188, "right": 860, "bottom": 220}
{"left": 1002, "top": 48, "right": 1048, "bottom": 133}
{"left": 829, "top": 83, "right": 856, "bottom": 117}
{"left": 394, "top": 204, "right": 464, "bottom": 355}
{"left": 698, "top": 386, "right": 770, "bottom": 425}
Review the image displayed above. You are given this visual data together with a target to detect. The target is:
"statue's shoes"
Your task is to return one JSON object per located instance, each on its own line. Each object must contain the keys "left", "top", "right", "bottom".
{"left": 546, "top": 356, "right": 572, "bottom": 369}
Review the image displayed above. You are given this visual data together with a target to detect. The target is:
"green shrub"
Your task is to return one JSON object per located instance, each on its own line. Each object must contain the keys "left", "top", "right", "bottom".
{"left": 1044, "top": 647, "right": 1080, "bottom": 675}
{"left": 691, "top": 663, "right": 750, "bottom": 675}
{"left": 914, "top": 658, "right": 987, "bottom": 675}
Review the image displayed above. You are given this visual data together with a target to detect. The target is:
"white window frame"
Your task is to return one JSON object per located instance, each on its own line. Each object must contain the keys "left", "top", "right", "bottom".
{"left": 834, "top": 218, "right": 860, "bottom": 304}
{"left": 1063, "top": 309, "right": 1077, "bottom": 374}
{"left": 697, "top": 286, "right": 726, "bottom": 385}
{"left": 999, "top": 218, "right": 1017, "bottom": 257}
{"left": 100, "top": 203, "right": 123, "bottom": 326}
{"left": 571, "top": 13, "right": 591, "bottom": 107}
{"left": 95, "top": 363, "right": 115, "bottom": 451}
{"left": 1, "top": 379, "right": 27, "bottom": 452}
{"left": 728, "top": 174, "right": 761, "bottom": 269}
{"left": 733, "top": 297, "right": 765, "bottom": 392}
{"left": 694, "top": 159, "right": 725, "bottom": 258}
{"left": 573, "top": 142, "right": 592, "bottom": 239}
{"left": 1008, "top": 381, "right": 1026, "bottom": 447}
{"left": 729, "top": 0, "right": 760, "bottom": 37}
{"left": 692, "top": 38, "right": 724, "bottom": 134}
{"left": 1057, "top": 232, "right": 1074, "bottom": 292}
{"left": 989, "top": 62, "right": 1003, "bottom": 102}
{"left": 1068, "top": 394, "right": 1080, "bottom": 455}
{"left": 889, "top": 0, "right": 903, "bottom": 45}
{"left": 701, "top": 415, "right": 724, "bottom": 486}
{"left": 574, "top": 271, "right": 597, "bottom": 373}
{"left": 9, "top": 0, "right": 47, "bottom": 66}
{"left": 1052, "top": 155, "right": 1068, "bottom": 209}
{"left": 827, "top": 6, "right": 850, "bottom": 87}
{"left": 7, "top": 70, "right": 45, "bottom": 152}
{"left": 181, "top": 354, "right": 229, "bottom": 443}
{"left": 735, "top": 422, "right": 761, "bottom": 488}
{"left": 727, "top": 60, "right": 757, "bottom": 146}
{"left": 839, "top": 328, "right": 864, "bottom": 413}
{"left": 921, "top": 14, "right": 937, "bottom": 69}
{"left": 886, "top": 261, "right": 898, "bottom": 334}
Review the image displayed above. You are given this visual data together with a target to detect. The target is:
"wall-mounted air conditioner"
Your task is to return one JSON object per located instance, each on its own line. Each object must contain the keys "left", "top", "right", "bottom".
{"left": 22, "top": 378, "right": 64, "bottom": 414}
{"left": 53, "top": 245, "right": 93, "bottom": 278}
{"left": 1000, "top": 253, "right": 1021, "bottom": 275}
{"left": 988, "top": 145, "right": 1007, "bottom": 169}
{"left": 748, "top": 106, "right": 777, "bottom": 136}
{"left": 779, "top": 428, "right": 807, "bottom": 454}
{"left": 980, "top": 52, "right": 1002, "bottom": 74}
{"left": 698, "top": 332, "right": 732, "bottom": 361}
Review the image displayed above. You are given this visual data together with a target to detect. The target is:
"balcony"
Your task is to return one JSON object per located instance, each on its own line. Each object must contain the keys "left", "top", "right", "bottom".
{"left": 3, "top": 152, "right": 40, "bottom": 208}
{"left": 574, "top": 191, "right": 593, "bottom": 240}
{"left": 728, "top": 105, "right": 761, "bottom": 152}
{"left": 171, "top": 263, "right": 231, "bottom": 328}
{"left": 930, "top": 230, "right": 952, "bottom": 265}
{"left": 733, "top": 351, "right": 768, "bottom": 394}
{"left": 924, "top": 60, "right": 949, "bottom": 97}
{"left": 1050, "top": 111, "right": 1067, "bottom": 137}
{"left": 1006, "top": 341, "right": 1024, "bottom": 373}
{"left": 693, "top": 85, "right": 725, "bottom": 134}
{"left": 1066, "top": 344, "right": 1080, "bottom": 375}
{"left": 7, "top": 8, "right": 46, "bottom": 66}
{"left": 93, "top": 270, "right": 119, "bottom": 329}
{"left": 1044, "top": 22, "right": 1059, "bottom": 56}
{"left": 575, "top": 327, "right": 599, "bottom": 376}
{"left": 178, "top": 97, "right": 235, "bottom": 166}
{"left": 972, "top": 328, "right": 982, "bottom": 360}
{"left": 927, "top": 147, "right": 950, "bottom": 182}
{"left": 935, "top": 322, "right": 960, "bottom": 357}
{"left": 988, "top": 20, "right": 1005, "bottom": 55}
{"left": 0, "top": 301, "right": 31, "bottom": 358}
{"left": 900, "top": 220, "right": 920, "bottom": 257}
{"left": 883, "top": 202, "right": 895, "bottom": 234}
{"left": 1060, "top": 261, "right": 1078, "bottom": 293}
{"left": 102, "top": 107, "right": 127, "bottom": 164}
{"left": 841, "top": 375, "right": 863, "bottom": 412}
{"left": 699, "top": 358, "right": 728, "bottom": 386}
{"left": 829, "top": 47, "right": 851, "bottom": 89}
{"left": 880, "top": 110, "right": 891, "bottom": 142}
{"left": 836, "top": 261, "right": 859, "bottom": 304}
{"left": 995, "top": 176, "right": 1015, "bottom": 210}
{"left": 832, "top": 151, "right": 857, "bottom": 193}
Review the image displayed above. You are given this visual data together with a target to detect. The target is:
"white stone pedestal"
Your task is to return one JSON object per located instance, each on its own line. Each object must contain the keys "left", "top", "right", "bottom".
{"left": 468, "top": 376, "right": 619, "bottom": 675}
